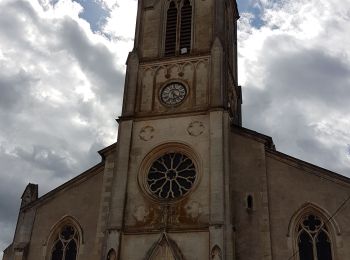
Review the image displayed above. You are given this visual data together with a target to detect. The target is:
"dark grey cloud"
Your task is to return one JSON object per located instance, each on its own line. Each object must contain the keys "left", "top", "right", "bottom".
{"left": 0, "top": 0, "right": 124, "bottom": 254}
{"left": 0, "top": 149, "right": 34, "bottom": 252}
{"left": 57, "top": 18, "right": 125, "bottom": 101}
{"left": 242, "top": 33, "right": 350, "bottom": 176}
{"left": 0, "top": 70, "right": 37, "bottom": 112}
{"left": 262, "top": 36, "right": 350, "bottom": 109}
{"left": 0, "top": 0, "right": 53, "bottom": 56}
{"left": 1, "top": 0, "right": 350, "bottom": 257}
{"left": 14, "top": 145, "right": 73, "bottom": 177}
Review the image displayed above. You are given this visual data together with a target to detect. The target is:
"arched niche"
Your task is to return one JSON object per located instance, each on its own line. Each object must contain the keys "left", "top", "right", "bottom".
{"left": 211, "top": 245, "right": 222, "bottom": 260}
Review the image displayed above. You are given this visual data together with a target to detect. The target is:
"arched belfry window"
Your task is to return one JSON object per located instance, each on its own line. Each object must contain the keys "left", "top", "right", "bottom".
{"left": 297, "top": 214, "right": 333, "bottom": 260}
{"left": 165, "top": 1, "right": 178, "bottom": 56}
{"left": 179, "top": 0, "right": 192, "bottom": 54}
{"left": 164, "top": 0, "right": 193, "bottom": 56}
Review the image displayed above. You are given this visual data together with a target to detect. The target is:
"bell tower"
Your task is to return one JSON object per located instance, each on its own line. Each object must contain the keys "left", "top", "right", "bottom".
{"left": 122, "top": 0, "right": 241, "bottom": 124}
{"left": 104, "top": 0, "right": 241, "bottom": 259}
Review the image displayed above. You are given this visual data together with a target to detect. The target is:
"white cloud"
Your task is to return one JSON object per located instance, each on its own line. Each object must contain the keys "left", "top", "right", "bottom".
{"left": 239, "top": 0, "right": 350, "bottom": 175}
{"left": 1, "top": 0, "right": 350, "bottom": 255}
{"left": 0, "top": 0, "right": 136, "bottom": 251}
{"left": 101, "top": 0, "right": 137, "bottom": 65}
{"left": 99, "top": 0, "right": 118, "bottom": 10}
{"left": 102, "top": 0, "right": 137, "bottom": 39}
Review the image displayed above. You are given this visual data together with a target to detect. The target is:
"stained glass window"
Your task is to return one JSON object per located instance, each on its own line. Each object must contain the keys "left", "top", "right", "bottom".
{"left": 51, "top": 225, "right": 78, "bottom": 260}
{"left": 297, "top": 214, "right": 332, "bottom": 260}
{"left": 147, "top": 152, "right": 196, "bottom": 200}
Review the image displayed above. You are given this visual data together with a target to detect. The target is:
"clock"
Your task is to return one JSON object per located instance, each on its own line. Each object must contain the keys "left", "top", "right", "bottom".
{"left": 160, "top": 82, "right": 187, "bottom": 106}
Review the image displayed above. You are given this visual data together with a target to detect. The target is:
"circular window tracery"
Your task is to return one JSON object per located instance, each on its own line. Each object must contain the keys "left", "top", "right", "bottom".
{"left": 147, "top": 152, "right": 197, "bottom": 200}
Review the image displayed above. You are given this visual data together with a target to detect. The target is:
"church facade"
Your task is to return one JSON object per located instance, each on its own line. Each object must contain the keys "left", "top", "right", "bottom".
{"left": 3, "top": 0, "right": 350, "bottom": 259}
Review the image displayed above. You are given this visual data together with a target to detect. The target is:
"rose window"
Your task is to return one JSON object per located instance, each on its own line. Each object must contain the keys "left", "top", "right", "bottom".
{"left": 147, "top": 152, "right": 197, "bottom": 200}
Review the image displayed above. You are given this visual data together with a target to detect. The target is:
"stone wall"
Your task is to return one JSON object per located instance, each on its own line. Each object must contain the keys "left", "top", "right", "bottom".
{"left": 139, "top": 0, "right": 214, "bottom": 59}
{"left": 266, "top": 152, "right": 350, "bottom": 259}
{"left": 26, "top": 168, "right": 104, "bottom": 260}
{"left": 230, "top": 131, "right": 272, "bottom": 260}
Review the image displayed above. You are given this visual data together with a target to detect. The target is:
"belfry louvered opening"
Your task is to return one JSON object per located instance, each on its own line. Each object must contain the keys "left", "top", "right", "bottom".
{"left": 164, "top": 0, "right": 192, "bottom": 57}
{"left": 180, "top": 0, "right": 192, "bottom": 54}
{"left": 165, "top": 1, "right": 178, "bottom": 56}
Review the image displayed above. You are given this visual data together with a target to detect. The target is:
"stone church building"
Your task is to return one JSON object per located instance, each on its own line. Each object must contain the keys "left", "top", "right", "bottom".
{"left": 3, "top": 0, "right": 350, "bottom": 259}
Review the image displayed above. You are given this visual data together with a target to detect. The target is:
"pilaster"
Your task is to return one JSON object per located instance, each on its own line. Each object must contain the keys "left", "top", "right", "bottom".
{"left": 209, "top": 110, "right": 225, "bottom": 258}
{"left": 95, "top": 151, "right": 117, "bottom": 258}
{"left": 122, "top": 52, "right": 139, "bottom": 116}
{"left": 106, "top": 120, "right": 134, "bottom": 257}
{"left": 210, "top": 38, "right": 224, "bottom": 108}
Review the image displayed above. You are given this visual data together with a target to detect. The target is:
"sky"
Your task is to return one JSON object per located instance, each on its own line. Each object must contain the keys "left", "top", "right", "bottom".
{"left": 0, "top": 0, "right": 350, "bottom": 255}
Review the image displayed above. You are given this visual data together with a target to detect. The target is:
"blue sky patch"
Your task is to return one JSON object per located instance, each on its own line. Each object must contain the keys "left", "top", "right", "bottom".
{"left": 73, "top": 0, "right": 110, "bottom": 32}
{"left": 50, "top": 0, "right": 263, "bottom": 32}
{"left": 237, "top": 0, "right": 265, "bottom": 28}
{"left": 49, "top": 0, "right": 110, "bottom": 32}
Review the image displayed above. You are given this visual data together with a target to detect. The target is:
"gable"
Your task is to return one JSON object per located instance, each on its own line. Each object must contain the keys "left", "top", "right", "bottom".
{"left": 266, "top": 151, "right": 350, "bottom": 259}
{"left": 26, "top": 165, "right": 104, "bottom": 260}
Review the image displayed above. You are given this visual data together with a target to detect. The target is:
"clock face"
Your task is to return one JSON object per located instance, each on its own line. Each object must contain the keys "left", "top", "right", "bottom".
{"left": 160, "top": 83, "right": 187, "bottom": 106}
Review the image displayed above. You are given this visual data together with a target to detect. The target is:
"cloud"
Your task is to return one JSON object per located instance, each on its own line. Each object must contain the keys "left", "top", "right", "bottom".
{"left": 57, "top": 18, "right": 125, "bottom": 101}
{"left": 239, "top": 0, "right": 350, "bottom": 175}
{"left": 0, "top": 69, "right": 37, "bottom": 112}
{"left": 1, "top": 0, "right": 350, "bottom": 256}
{"left": 100, "top": 0, "right": 137, "bottom": 64}
{"left": 0, "top": 0, "right": 136, "bottom": 253}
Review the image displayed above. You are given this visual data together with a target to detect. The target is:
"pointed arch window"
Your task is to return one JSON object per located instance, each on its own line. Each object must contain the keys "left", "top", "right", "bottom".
{"left": 297, "top": 214, "right": 333, "bottom": 260}
{"left": 164, "top": 0, "right": 193, "bottom": 56}
{"left": 50, "top": 225, "right": 79, "bottom": 260}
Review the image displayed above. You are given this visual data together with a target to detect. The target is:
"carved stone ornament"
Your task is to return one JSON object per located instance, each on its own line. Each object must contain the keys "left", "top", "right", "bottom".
{"left": 185, "top": 201, "right": 202, "bottom": 220}
{"left": 187, "top": 121, "right": 205, "bottom": 137}
{"left": 133, "top": 205, "right": 150, "bottom": 223}
{"left": 153, "top": 205, "right": 180, "bottom": 226}
{"left": 139, "top": 126, "right": 155, "bottom": 141}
